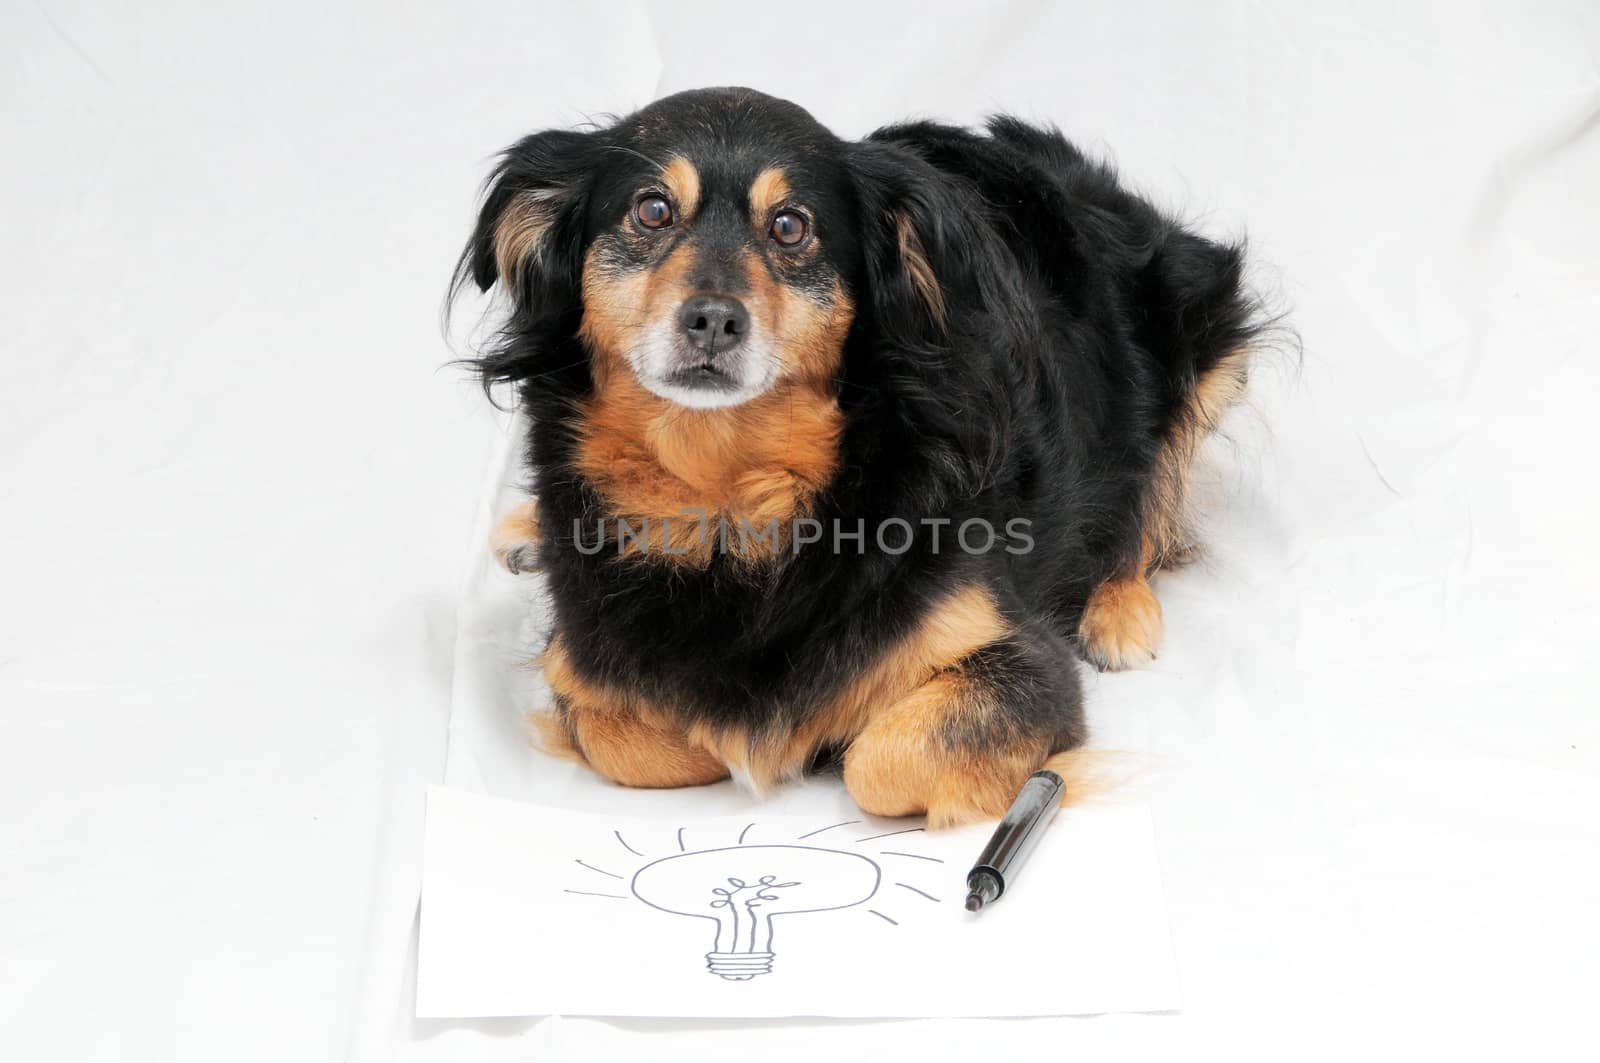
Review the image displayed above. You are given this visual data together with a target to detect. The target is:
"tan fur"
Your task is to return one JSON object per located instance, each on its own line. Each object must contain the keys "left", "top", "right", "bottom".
{"left": 579, "top": 242, "right": 692, "bottom": 373}
{"left": 491, "top": 499, "right": 540, "bottom": 573}
{"left": 1078, "top": 574, "right": 1164, "bottom": 671}
{"left": 540, "top": 637, "right": 729, "bottom": 787}
{"left": 527, "top": 710, "right": 586, "bottom": 765}
{"left": 687, "top": 586, "right": 1011, "bottom": 792}
{"left": 748, "top": 167, "right": 791, "bottom": 220}
{"left": 567, "top": 708, "right": 731, "bottom": 788}
{"left": 493, "top": 188, "right": 562, "bottom": 286}
{"left": 536, "top": 586, "right": 1099, "bottom": 824}
{"left": 660, "top": 156, "right": 701, "bottom": 219}
{"left": 1078, "top": 345, "right": 1252, "bottom": 669}
{"left": 1141, "top": 345, "right": 1252, "bottom": 571}
{"left": 575, "top": 243, "right": 852, "bottom": 566}
{"left": 571, "top": 371, "right": 844, "bottom": 564}
{"left": 843, "top": 672, "right": 1050, "bottom": 828}
{"left": 744, "top": 251, "right": 853, "bottom": 385}
{"left": 1042, "top": 748, "right": 1145, "bottom": 807}
{"left": 896, "top": 213, "right": 946, "bottom": 328}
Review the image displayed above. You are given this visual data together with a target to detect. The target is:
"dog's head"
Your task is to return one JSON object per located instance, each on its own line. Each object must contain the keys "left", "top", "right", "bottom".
{"left": 458, "top": 88, "right": 1001, "bottom": 409}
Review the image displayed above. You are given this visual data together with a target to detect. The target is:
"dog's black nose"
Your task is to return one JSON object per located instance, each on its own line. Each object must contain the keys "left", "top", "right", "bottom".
{"left": 679, "top": 295, "right": 749, "bottom": 353}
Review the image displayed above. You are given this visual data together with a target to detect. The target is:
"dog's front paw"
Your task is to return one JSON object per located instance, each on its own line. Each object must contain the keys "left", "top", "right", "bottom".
{"left": 490, "top": 499, "right": 541, "bottom": 575}
{"left": 1078, "top": 575, "right": 1163, "bottom": 671}
{"left": 501, "top": 543, "right": 540, "bottom": 574}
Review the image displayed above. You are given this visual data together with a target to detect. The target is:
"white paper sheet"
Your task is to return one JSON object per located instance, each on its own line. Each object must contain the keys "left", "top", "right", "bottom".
{"left": 418, "top": 786, "right": 1178, "bottom": 1019}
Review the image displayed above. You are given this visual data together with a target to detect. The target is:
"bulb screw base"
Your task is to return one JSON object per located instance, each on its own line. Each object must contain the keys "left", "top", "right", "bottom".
{"left": 706, "top": 951, "right": 775, "bottom": 980}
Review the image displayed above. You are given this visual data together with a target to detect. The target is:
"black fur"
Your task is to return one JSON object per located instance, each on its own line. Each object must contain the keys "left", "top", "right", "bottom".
{"left": 455, "top": 87, "right": 1265, "bottom": 778}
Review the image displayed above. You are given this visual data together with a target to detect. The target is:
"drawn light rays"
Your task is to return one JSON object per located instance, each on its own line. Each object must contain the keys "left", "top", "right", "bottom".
{"left": 795, "top": 819, "right": 860, "bottom": 839}
{"left": 574, "top": 858, "right": 624, "bottom": 879}
{"left": 613, "top": 829, "right": 645, "bottom": 857}
{"left": 564, "top": 818, "right": 945, "bottom": 969}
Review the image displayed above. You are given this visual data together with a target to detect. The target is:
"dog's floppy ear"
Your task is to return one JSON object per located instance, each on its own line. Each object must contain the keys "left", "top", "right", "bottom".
{"left": 848, "top": 140, "right": 1023, "bottom": 345}
{"left": 454, "top": 128, "right": 602, "bottom": 318}
{"left": 847, "top": 139, "right": 1029, "bottom": 499}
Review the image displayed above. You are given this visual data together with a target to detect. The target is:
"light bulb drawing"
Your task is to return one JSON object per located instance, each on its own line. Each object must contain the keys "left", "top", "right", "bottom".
{"left": 565, "top": 821, "right": 945, "bottom": 981}
{"left": 632, "top": 845, "right": 880, "bottom": 979}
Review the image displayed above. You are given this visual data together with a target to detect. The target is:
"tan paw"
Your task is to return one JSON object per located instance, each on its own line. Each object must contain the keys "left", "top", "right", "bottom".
{"left": 1078, "top": 576, "right": 1163, "bottom": 671}
{"left": 490, "top": 499, "right": 541, "bottom": 574}
{"left": 840, "top": 673, "right": 1048, "bottom": 829}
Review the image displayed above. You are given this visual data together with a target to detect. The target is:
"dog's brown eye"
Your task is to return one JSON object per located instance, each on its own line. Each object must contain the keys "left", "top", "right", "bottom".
{"left": 770, "top": 210, "right": 808, "bottom": 247}
{"left": 635, "top": 195, "right": 673, "bottom": 230}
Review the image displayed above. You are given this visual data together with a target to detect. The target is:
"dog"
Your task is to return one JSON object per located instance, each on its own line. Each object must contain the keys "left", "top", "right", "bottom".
{"left": 457, "top": 87, "right": 1265, "bottom": 826}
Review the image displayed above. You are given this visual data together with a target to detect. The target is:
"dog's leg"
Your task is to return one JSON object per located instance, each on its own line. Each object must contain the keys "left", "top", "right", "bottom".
{"left": 561, "top": 701, "right": 731, "bottom": 788}
{"left": 491, "top": 499, "right": 541, "bottom": 574}
{"left": 1079, "top": 345, "right": 1252, "bottom": 669}
{"left": 842, "top": 632, "right": 1083, "bottom": 828}
{"left": 1078, "top": 570, "right": 1163, "bottom": 671}
{"left": 540, "top": 636, "right": 730, "bottom": 788}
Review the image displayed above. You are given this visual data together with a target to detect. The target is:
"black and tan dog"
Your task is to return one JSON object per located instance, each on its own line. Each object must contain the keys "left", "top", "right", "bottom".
{"left": 459, "top": 88, "right": 1265, "bottom": 826}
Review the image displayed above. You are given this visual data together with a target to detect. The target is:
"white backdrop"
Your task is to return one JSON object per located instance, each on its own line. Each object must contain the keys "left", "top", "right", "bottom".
{"left": 3, "top": 2, "right": 1597, "bottom": 1060}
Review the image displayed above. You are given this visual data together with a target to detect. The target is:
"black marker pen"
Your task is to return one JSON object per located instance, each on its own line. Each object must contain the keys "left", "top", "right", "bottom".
{"left": 963, "top": 769, "right": 1066, "bottom": 912}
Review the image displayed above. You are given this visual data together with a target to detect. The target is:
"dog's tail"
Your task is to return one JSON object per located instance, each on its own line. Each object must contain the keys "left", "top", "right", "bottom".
{"left": 1042, "top": 748, "right": 1147, "bottom": 808}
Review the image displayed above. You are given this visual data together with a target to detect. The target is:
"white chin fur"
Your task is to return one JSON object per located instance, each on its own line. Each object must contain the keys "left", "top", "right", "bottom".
{"left": 628, "top": 333, "right": 777, "bottom": 409}
{"left": 641, "top": 377, "right": 772, "bottom": 409}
